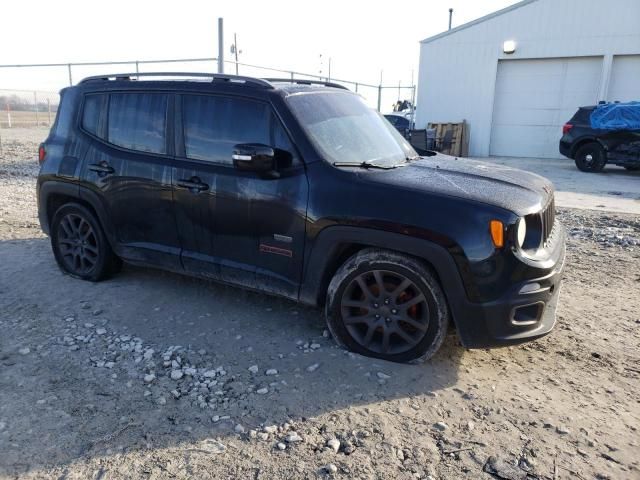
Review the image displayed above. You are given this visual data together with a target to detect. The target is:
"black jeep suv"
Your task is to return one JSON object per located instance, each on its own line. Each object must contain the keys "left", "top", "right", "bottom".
{"left": 37, "top": 73, "right": 565, "bottom": 363}
{"left": 559, "top": 105, "right": 640, "bottom": 172}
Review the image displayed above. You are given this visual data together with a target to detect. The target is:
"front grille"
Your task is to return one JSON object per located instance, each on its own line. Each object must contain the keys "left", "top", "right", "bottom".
{"left": 541, "top": 196, "right": 555, "bottom": 245}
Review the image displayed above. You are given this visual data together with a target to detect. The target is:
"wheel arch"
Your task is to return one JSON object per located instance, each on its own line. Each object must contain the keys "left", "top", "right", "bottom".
{"left": 39, "top": 181, "right": 117, "bottom": 248}
{"left": 299, "top": 226, "right": 468, "bottom": 327}
{"left": 570, "top": 137, "right": 604, "bottom": 158}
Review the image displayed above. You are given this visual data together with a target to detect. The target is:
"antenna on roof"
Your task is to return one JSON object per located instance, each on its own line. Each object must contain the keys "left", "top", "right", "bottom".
{"left": 448, "top": 8, "right": 454, "bottom": 30}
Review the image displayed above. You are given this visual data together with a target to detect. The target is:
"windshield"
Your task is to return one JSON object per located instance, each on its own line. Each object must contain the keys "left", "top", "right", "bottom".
{"left": 286, "top": 90, "right": 418, "bottom": 167}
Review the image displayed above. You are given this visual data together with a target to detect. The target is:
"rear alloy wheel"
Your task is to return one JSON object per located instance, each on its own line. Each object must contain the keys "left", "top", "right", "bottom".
{"left": 574, "top": 143, "right": 606, "bottom": 172}
{"left": 326, "top": 249, "right": 449, "bottom": 363}
{"left": 51, "top": 203, "right": 121, "bottom": 281}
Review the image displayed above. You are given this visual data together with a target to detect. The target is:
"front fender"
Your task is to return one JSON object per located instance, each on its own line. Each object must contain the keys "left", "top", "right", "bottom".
{"left": 298, "top": 226, "right": 468, "bottom": 321}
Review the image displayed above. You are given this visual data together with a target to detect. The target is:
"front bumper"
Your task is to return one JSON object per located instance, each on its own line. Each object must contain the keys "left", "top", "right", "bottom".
{"left": 454, "top": 233, "right": 566, "bottom": 349}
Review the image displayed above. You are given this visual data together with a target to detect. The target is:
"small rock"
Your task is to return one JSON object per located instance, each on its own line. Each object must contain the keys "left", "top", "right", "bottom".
{"left": 307, "top": 363, "right": 320, "bottom": 373}
{"left": 323, "top": 329, "right": 330, "bottom": 338}
{"left": 171, "top": 389, "right": 181, "bottom": 399}
{"left": 276, "top": 442, "right": 286, "bottom": 450}
{"left": 248, "top": 365, "right": 259, "bottom": 374}
{"left": 200, "top": 438, "right": 226, "bottom": 454}
{"left": 266, "top": 369, "right": 278, "bottom": 376}
{"left": 467, "top": 421, "right": 475, "bottom": 431}
{"left": 264, "top": 425, "right": 278, "bottom": 434}
{"left": 376, "top": 372, "right": 391, "bottom": 380}
{"left": 0, "top": 421, "right": 6, "bottom": 431}
{"left": 310, "top": 343, "right": 321, "bottom": 350}
{"left": 256, "top": 387, "right": 269, "bottom": 395}
{"left": 325, "top": 463, "right": 338, "bottom": 474}
{"left": 556, "top": 425, "right": 570, "bottom": 435}
{"left": 170, "top": 370, "right": 184, "bottom": 380}
{"left": 18, "top": 347, "right": 30, "bottom": 355}
{"left": 258, "top": 432, "right": 269, "bottom": 441}
{"left": 235, "top": 424, "right": 245, "bottom": 434}
{"left": 96, "top": 327, "right": 107, "bottom": 335}
{"left": 144, "top": 373, "right": 156, "bottom": 383}
{"left": 434, "top": 421, "right": 448, "bottom": 431}
{"left": 157, "top": 397, "right": 166, "bottom": 405}
{"left": 84, "top": 323, "right": 94, "bottom": 328}
{"left": 286, "top": 432, "right": 303, "bottom": 443}
{"left": 327, "top": 438, "right": 340, "bottom": 453}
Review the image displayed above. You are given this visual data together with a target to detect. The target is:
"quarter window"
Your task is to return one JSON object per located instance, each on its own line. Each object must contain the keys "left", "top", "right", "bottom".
{"left": 107, "top": 93, "right": 168, "bottom": 154}
{"left": 81, "top": 94, "right": 104, "bottom": 136}
{"left": 182, "top": 95, "right": 295, "bottom": 164}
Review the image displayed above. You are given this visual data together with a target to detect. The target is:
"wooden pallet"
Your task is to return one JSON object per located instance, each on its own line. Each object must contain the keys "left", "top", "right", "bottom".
{"left": 427, "top": 121, "right": 469, "bottom": 157}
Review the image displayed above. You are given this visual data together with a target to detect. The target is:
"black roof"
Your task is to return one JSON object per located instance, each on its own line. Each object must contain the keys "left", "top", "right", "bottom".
{"left": 78, "top": 72, "right": 349, "bottom": 94}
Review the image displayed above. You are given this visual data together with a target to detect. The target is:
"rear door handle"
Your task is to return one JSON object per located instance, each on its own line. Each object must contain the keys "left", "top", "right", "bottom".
{"left": 177, "top": 177, "right": 209, "bottom": 192}
{"left": 89, "top": 161, "right": 115, "bottom": 175}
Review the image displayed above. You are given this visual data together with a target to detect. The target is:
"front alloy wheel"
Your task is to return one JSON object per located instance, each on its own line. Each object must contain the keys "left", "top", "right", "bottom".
{"left": 340, "top": 270, "right": 429, "bottom": 355}
{"left": 326, "top": 249, "right": 449, "bottom": 363}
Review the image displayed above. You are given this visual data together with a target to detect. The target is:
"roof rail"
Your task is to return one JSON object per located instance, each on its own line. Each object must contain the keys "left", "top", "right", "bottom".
{"left": 263, "top": 78, "right": 349, "bottom": 90}
{"left": 78, "top": 72, "right": 274, "bottom": 89}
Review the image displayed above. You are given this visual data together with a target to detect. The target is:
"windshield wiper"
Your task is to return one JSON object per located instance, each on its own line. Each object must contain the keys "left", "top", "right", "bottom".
{"left": 333, "top": 161, "right": 400, "bottom": 170}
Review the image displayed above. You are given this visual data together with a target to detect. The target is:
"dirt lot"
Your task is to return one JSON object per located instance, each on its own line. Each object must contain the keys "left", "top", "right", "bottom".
{"left": 1, "top": 128, "right": 639, "bottom": 480}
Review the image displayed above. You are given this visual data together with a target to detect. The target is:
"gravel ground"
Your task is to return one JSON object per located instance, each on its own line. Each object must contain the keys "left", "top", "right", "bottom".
{"left": 0, "top": 129, "right": 639, "bottom": 480}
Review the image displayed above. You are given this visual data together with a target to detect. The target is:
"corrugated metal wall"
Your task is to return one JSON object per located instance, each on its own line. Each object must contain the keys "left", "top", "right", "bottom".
{"left": 415, "top": 0, "right": 640, "bottom": 157}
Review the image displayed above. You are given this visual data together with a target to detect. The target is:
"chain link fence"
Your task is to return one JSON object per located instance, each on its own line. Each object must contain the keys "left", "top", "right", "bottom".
{"left": 0, "top": 89, "right": 59, "bottom": 129}
{"left": 0, "top": 57, "right": 415, "bottom": 112}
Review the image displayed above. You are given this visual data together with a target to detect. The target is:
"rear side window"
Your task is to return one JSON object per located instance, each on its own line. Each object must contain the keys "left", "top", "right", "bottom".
{"left": 81, "top": 94, "right": 104, "bottom": 136}
{"left": 108, "top": 93, "right": 168, "bottom": 154}
{"left": 182, "top": 95, "right": 295, "bottom": 164}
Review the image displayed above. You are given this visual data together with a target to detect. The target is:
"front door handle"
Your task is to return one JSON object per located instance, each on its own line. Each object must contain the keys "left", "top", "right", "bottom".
{"left": 177, "top": 177, "right": 209, "bottom": 192}
{"left": 89, "top": 161, "right": 115, "bottom": 176}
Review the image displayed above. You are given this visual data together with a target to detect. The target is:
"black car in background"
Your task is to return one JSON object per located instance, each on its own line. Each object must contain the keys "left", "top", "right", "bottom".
{"left": 37, "top": 73, "right": 565, "bottom": 363}
{"left": 559, "top": 105, "right": 640, "bottom": 172}
{"left": 384, "top": 114, "right": 412, "bottom": 138}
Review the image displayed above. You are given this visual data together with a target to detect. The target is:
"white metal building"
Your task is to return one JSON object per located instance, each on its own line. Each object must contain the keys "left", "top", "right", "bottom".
{"left": 415, "top": 0, "right": 640, "bottom": 158}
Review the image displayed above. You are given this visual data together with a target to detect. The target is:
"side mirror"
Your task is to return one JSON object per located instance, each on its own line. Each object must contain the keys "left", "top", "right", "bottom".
{"left": 232, "top": 143, "right": 275, "bottom": 173}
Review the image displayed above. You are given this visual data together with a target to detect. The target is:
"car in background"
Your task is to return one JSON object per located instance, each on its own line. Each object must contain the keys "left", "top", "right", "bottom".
{"left": 559, "top": 105, "right": 640, "bottom": 172}
{"left": 384, "top": 114, "right": 412, "bottom": 139}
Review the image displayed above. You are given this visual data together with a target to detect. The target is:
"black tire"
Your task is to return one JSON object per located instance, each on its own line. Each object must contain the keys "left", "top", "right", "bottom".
{"left": 325, "top": 249, "right": 450, "bottom": 363}
{"left": 50, "top": 203, "right": 121, "bottom": 281}
{"left": 574, "top": 143, "right": 606, "bottom": 172}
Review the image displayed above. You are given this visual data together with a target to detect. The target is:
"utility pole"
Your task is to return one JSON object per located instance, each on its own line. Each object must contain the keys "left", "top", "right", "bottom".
{"left": 448, "top": 8, "right": 453, "bottom": 30}
{"left": 233, "top": 33, "right": 239, "bottom": 75}
{"left": 217, "top": 18, "right": 224, "bottom": 74}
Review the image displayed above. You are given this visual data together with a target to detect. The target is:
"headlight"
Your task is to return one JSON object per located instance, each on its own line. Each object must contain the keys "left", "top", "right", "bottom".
{"left": 516, "top": 217, "right": 527, "bottom": 248}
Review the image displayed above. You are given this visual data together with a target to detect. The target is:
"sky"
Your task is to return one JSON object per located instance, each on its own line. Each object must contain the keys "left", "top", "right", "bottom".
{"left": 0, "top": 0, "right": 518, "bottom": 109}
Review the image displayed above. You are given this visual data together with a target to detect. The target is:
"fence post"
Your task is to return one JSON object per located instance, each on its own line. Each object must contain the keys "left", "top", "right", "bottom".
{"left": 67, "top": 64, "right": 73, "bottom": 85}
{"left": 47, "top": 98, "right": 52, "bottom": 126}
{"left": 34, "top": 91, "right": 39, "bottom": 126}
{"left": 377, "top": 85, "right": 382, "bottom": 112}
{"left": 6, "top": 104, "right": 11, "bottom": 129}
{"left": 135, "top": 61, "right": 139, "bottom": 74}
{"left": 290, "top": 71, "right": 294, "bottom": 81}
{"left": 355, "top": 82, "right": 358, "bottom": 93}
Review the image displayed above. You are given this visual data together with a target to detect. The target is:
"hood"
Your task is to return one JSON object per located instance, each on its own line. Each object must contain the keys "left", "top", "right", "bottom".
{"left": 364, "top": 154, "right": 553, "bottom": 216}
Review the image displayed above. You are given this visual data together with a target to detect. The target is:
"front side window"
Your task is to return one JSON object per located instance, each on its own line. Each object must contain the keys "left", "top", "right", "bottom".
{"left": 182, "top": 95, "right": 295, "bottom": 164}
{"left": 107, "top": 93, "right": 167, "bottom": 154}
